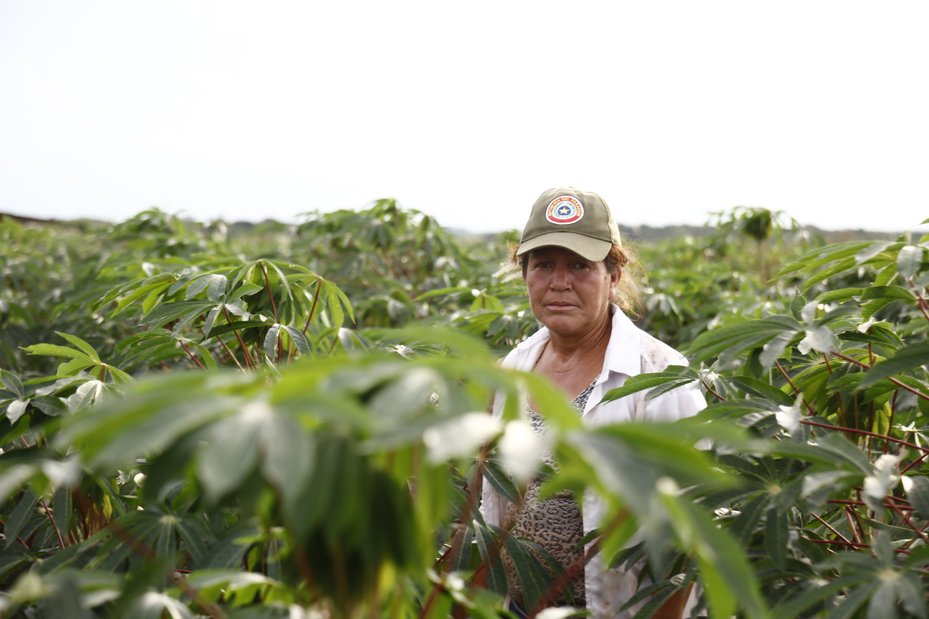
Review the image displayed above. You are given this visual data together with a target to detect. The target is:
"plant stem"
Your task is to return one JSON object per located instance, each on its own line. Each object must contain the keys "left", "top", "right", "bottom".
{"left": 179, "top": 340, "right": 206, "bottom": 370}
{"left": 776, "top": 361, "right": 815, "bottom": 415}
{"left": 800, "top": 418, "right": 929, "bottom": 454}
{"left": 218, "top": 337, "right": 245, "bottom": 371}
{"left": 901, "top": 449, "right": 929, "bottom": 475}
{"left": 259, "top": 261, "right": 279, "bottom": 323}
{"left": 831, "top": 351, "right": 929, "bottom": 403}
{"left": 910, "top": 284, "right": 929, "bottom": 323}
{"left": 809, "top": 512, "right": 852, "bottom": 544}
{"left": 886, "top": 500, "right": 929, "bottom": 546}
{"left": 39, "top": 499, "right": 67, "bottom": 549}
{"left": 844, "top": 506, "right": 862, "bottom": 545}
{"left": 223, "top": 307, "right": 254, "bottom": 369}
{"left": 701, "top": 379, "right": 725, "bottom": 402}
{"left": 302, "top": 279, "right": 322, "bottom": 335}
{"left": 107, "top": 519, "right": 227, "bottom": 618}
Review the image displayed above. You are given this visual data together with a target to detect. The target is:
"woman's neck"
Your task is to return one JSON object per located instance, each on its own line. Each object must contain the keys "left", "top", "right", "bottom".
{"left": 546, "top": 312, "right": 612, "bottom": 360}
{"left": 535, "top": 314, "right": 612, "bottom": 397}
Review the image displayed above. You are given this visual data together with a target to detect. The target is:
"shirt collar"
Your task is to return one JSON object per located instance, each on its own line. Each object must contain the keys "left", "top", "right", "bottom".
{"left": 601, "top": 305, "right": 642, "bottom": 380}
{"left": 513, "top": 304, "right": 643, "bottom": 379}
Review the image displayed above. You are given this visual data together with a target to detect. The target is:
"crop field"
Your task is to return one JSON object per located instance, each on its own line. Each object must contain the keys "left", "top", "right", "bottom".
{"left": 1, "top": 204, "right": 928, "bottom": 618}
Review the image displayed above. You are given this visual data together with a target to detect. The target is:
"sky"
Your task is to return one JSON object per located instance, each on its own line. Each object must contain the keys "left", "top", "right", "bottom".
{"left": 1, "top": 1, "right": 927, "bottom": 234}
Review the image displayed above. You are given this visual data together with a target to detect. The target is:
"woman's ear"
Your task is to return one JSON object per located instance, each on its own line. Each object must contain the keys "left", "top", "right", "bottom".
{"left": 609, "top": 267, "right": 621, "bottom": 297}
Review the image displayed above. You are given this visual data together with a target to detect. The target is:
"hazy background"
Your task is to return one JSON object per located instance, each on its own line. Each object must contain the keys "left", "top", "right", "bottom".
{"left": 2, "top": 1, "right": 927, "bottom": 233}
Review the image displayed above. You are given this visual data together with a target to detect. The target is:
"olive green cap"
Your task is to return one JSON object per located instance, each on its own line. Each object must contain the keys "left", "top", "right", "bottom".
{"left": 516, "top": 187, "right": 622, "bottom": 262}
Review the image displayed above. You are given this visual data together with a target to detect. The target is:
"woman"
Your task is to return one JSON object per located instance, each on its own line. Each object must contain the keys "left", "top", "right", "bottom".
{"left": 480, "top": 188, "right": 705, "bottom": 618}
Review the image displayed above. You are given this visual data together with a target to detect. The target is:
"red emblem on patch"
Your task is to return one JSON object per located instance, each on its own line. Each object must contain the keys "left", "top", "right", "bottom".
{"left": 545, "top": 196, "right": 584, "bottom": 225}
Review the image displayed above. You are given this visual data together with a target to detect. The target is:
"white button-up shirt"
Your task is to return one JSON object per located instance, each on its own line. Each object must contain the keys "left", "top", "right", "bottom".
{"left": 481, "top": 305, "right": 705, "bottom": 617}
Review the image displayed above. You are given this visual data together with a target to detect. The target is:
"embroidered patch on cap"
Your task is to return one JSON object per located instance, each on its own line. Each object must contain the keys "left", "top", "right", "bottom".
{"left": 545, "top": 196, "right": 584, "bottom": 225}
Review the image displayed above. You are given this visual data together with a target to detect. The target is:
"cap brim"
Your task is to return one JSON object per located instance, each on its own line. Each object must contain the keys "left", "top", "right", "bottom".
{"left": 516, "top": 232, "right": 612, "bottom": 262}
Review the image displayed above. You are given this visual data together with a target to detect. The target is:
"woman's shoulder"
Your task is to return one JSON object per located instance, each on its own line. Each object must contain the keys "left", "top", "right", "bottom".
{"left": 637, "top": 329, "right": 689, "bottom": 371}
{"left": 500, "top": 326, "right": 550, "bottom": 369}
{"left": 611, "top": 308, "right": 690, "bottom": 372}
{"left": 615, "top": 320, "right": 690, "bottom": 374}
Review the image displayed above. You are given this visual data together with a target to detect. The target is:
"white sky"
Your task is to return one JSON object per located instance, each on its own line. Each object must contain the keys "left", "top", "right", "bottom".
{"left": 1, "top": 1, "right": 927, "bottom": 233}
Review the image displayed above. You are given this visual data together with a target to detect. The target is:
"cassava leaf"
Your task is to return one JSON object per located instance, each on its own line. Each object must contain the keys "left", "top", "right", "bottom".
{"left": 859, "top": 341, "right": 929, "bottom": 388}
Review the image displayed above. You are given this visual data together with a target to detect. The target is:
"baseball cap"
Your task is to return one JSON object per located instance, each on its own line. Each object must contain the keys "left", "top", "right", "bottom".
{"left": 516, "top": 187, "right": 622, "bottom": 262}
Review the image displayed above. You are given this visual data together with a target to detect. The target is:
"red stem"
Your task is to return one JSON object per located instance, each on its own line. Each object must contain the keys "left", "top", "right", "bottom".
{"left": 800, "top": 418, "right": 929, "bottom": 454}
{"left": 302, "top": 279, "right": 322, "bottom": 335}
{"left": 259, "top": 261, "right": 280, "bottom": 323}
{"left": 223, "top": 307, "right": 254, "bottom": 369}
{"left": 701, "top": 379, "right": 726, "bottom": 402}
{"left": 40, "top": 499, "right": 67, "bottom": 549}
{"left": 775, "top": 361, "right": 815, "bottom": 416}
{"left": 831, "top": 351, "right": 929, "bottom": 403}
{"left": 179, "top": 340, "right": 206, "bottom": 370}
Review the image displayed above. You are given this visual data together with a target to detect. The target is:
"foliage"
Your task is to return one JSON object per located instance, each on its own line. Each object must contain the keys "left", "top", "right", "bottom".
{"left": 1, "top": 204, "right": 928, "bottom": 618}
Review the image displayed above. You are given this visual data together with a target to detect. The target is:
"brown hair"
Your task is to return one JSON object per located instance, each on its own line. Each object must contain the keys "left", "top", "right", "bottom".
{"left": 511, "top": 242, "right": 644, "bottom": 316}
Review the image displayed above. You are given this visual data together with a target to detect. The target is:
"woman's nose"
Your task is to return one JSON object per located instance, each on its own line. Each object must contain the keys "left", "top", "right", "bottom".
{"left": 550, "top": 265, "right": 571, "bottom": 289}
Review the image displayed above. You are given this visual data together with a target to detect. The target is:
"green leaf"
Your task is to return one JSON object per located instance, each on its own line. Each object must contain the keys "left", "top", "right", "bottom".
{"left": 0, "top": 464, "right": 35, "bottom": 506}
{"left": 56, "top": 357, "right": 97, "bottom": 377}
{"left": 205, "top": 320, "right": 268, "bottom": 339}
{"left": 860, "top": 285, "right": 916, "bottom": 303}
{"left": 202, "top": 305, "right": 222, "bottom": 336}
{"left": 809, "top": 431, "right": 873, "bottom": 473}
{"left": 859, "top": 340, "right": 929, "bottom": 389}
{"left": 896, "top": 573, "right": 927, "bottom": 619}
{"left": 55, "top": 332, "right": 100, "bottom": 361}
{"left": 855, "top": 240, "right": 896, "bottom": 264}
{"left": 726, "top": 376, "right": 793, "bottom": 406}
{"left": 0, "top": 370, "right": 25, "bottom": 398}
{"left": 905, "top": 476, "right": 929, "bottom": 520}
{"left": 6, "top": 399, "right": 29, "bottom": 424}
{"left": 760, "top": 330, "right": 798, "bottom": 369}
{"left": 3, "top": 490, "right": 40, "bottom": 549}
{"left": 126, "top": 590, "right": 196, "bottom": 619}
{"left": 64, "top": 379, "right": 105, "bottom": 411}
{"left": 688, "top": 316, "right": 801, "bottom": 364}
{"left": 764, "top": 505, "right": 788, "bottom": 569}
{"left": 260, "top": 414, "right": 315, "bottom": 524}
{"left": 502, "top": 535, "right": 553, "bottom": 611}
{"left": 281, "top": 326, "right": 310, "bottom": 356}
{"left": 729, "top": 494, "right": 770, "bottom": 544}
{"left": 482, "top": 458, "right": 521, "bottom": 505}
{"left": 140, "top": 285, "right": 165, "bottom": 316}
{"left": 58, "top": 374, "right": 242, "bottom": 471}
{"left": 866, "top": 577, "right": 898, "bottom": 619}
{"left": 22, "top": 343, "right": 93, "bottom": 362}
{"left": 473, "top": 522, "right": 508, "bottom": 596}
{"left": 263, "top": 324, "right": 281, "bottom": 359}
{"left": 771, "top": 575, "right": 863, "bottom": 619}
{"left": 197, "top": 402, "right": 268, "bottom": 503}
{"left": 142, "top": 300, "right": 216, "bottom": 329}
{"left": 107, "top": 274, "right": 176, "bottom": 315}
{"left": 413, "top": 286, "right": 469, "bottom": 302}
{"left": 896, "top": 245, "right": 924, "bottom": 279}
{"left": 186, "top": 273, "right": 228, "bottom": 301}
{"left": 600, "top": 367, "right": 697, "bottom": 403}
{"left": 659, "top": 482, "right": 768, "bottom": 619}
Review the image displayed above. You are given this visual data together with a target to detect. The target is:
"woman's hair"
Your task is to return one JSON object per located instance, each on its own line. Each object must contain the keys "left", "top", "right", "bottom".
{"left": 512, "top": 242, "right": 644, "bottom": 316}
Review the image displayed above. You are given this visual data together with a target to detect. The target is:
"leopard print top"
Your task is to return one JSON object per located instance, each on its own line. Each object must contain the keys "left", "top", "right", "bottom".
{"left": 503, "top": 380, "right": 595, "bottom": 609}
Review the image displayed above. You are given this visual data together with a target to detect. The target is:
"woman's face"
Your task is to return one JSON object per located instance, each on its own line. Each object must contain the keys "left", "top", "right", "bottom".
{"left": 523, "top": 246, "right": 619, "bottom": 339}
